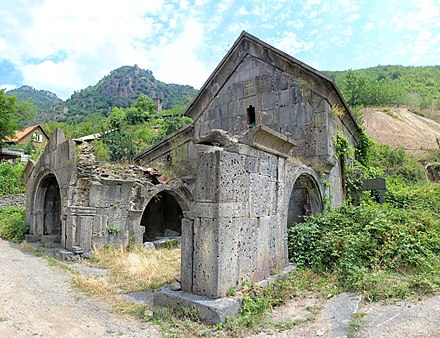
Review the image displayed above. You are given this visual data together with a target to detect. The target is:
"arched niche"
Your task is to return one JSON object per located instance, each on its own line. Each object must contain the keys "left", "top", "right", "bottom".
{"left": 34, "top": 173, "right": 62, "bottom": 242}
{"left": 287, "top": 174, "right": 323, "bottom": 227}
{"left": 141, "top": 190, "right": 186, "bottom": 242}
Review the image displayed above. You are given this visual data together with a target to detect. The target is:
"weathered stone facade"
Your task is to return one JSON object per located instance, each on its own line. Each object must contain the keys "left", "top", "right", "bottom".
{"left": 136, "top": 32, "right": 361, "bottom": 299}
{"left": 25, "top": 32, "right": 360, "bottom": 308}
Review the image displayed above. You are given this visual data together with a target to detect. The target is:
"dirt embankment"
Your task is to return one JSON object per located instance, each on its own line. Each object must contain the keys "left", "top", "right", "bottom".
{"left": 362, "top": 108, "right": 440, "bottom": 157}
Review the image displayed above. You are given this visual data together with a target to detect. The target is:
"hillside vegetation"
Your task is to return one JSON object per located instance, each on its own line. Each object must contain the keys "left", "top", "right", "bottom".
{"left": 5, "top": 85, "right": 62, "bottom": 111}
{"left": 44, "top": 65, "right": 198, "bottom": 123}
{"left": 325, "top": 65, "right": 440, "bottom": 123}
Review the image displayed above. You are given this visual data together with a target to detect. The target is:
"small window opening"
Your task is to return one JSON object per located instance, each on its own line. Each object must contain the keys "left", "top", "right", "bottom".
{"left": 247, "top": 105, "right": 256, "bottom": 127}
{"left": 34, "top": 133, "right": 42, "bottom": 143}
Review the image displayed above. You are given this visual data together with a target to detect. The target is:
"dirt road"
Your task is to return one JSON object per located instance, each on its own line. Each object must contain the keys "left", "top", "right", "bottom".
{"left": 0, "top": 239, "right": 160, "bottom": 337}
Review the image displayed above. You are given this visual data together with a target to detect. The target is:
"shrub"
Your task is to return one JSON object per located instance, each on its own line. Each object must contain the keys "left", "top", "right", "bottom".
{"left": 91, "top": 139, "right": 110, "bottom": 162}
{"left": 0, "top": 206, "right": 28, "bottom": 243}
{"left": 0, "top": 161, "right": 25, "bottom": 196}
{"left": 370, "top": 144, "right": 426, "bottom": 183}
{"left": 288, "top": 183, "right": 440, "bottom": 299}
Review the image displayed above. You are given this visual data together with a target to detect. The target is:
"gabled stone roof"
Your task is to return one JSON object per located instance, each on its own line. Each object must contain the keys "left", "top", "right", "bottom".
{"left": 184, "top": 31, "right": 360, "bottom": 133}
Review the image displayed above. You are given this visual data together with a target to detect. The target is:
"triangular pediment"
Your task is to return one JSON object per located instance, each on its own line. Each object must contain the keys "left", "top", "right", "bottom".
{"left": 185, "top": 31, "right": 359, "bottom": 133}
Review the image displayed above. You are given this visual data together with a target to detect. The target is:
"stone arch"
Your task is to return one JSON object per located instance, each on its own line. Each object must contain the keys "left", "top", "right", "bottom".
{"left": 140, "top": 188, "right": 190, "bottom": 242}
{"left": 33, "top": 172, "right": 63, "bottom": 243}
{"left": 287, "top": 172, "right": 323, "bottom": 227}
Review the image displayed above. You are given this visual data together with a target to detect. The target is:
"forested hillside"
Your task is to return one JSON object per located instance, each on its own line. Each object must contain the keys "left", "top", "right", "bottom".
{"left": 325, "top": 65, "right": 440, "bottom": 122}
{"left": 44, "top": 65, "right": 198, "bottom": 123}
{"left": 5, "top": 85, "right": 62, "bottom": 111}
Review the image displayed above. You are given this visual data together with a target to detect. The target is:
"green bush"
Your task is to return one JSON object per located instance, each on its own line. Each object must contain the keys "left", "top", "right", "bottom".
{"left": 288, "top": 183, "right": 440, "bottom": 300}
{"left": 370, "top": 144, "right": 426, "bottom": 183}
{"left": 0, "top": 161, "right": 25, "bottom": 196}
{"left": 91, "top": 139, "right": 110, "bottom": 162}
{"left": 0, "top": 206, "right": 28, "bottom": 243}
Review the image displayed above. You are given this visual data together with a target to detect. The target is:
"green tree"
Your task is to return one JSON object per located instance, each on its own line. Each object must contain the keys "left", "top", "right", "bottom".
{"left": 107, "top": 107, "right": 127, "bottom": 129}
{"left": 155, "top": 115, "right": 192, "bottom": 142}
{"left": 341, "top": 70, "right": 365, "bottom": 107}
{"left": 16, "top": 100, "right": 37, "bottom": 127}
{"left": 132, "top": 94, "right": 156, "bottom": 113}
{"left": 125, "top": 94, "right": 156, "bottom": 124}
{"left": 0, "top": 89, "right": 21, "bottom": 141}
{"left": 0, "top": 89, "right": 37, "bottom": 142}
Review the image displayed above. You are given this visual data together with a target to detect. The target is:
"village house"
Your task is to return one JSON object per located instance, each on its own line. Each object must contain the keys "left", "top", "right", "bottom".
{"left": 3, "top": 124, "right": 49, "bottom": 149}
{"left": 1, "top": 124, "right": 49, "bottom": 160}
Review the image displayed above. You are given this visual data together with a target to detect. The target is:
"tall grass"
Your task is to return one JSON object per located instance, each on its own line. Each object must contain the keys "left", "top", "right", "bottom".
{"left": 75, "top": 245, "right": 181, "bottom": 295}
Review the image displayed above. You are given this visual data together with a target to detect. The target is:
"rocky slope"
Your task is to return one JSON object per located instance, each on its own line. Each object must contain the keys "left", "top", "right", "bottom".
{"left": 46, "top": 65, "right": 198, "bottom": 123}
{"left": 362, "top": 107, "right": 440, "bottom": 157}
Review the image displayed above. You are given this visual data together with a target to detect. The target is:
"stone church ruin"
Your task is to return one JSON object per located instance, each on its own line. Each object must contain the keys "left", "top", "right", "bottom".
{"left": 24, "top": 31, "right": 360, "bottom": 322}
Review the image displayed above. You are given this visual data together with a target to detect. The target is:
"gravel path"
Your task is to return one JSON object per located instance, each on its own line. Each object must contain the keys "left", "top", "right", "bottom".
{"left": 0, "top": 239, "right": 161, "bottom": 338}
{"left": 357, "top": 296, "right": 440, "bottom": 338}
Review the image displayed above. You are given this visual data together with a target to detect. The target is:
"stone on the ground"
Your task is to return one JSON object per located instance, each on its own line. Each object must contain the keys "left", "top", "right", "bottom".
{"left": 143, "top": 242, "right": 155, "bottom": 250}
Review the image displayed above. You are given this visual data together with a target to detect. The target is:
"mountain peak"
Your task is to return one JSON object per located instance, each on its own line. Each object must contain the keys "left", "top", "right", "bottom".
{"left": 6, "top": 86, "right": 62, "bottom": 112}
{"left": 41, "top": 65, "right": 198, "bottom": 123}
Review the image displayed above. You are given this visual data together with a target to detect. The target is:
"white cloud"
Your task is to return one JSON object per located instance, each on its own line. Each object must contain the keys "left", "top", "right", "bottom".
{"left": 347, "top": 13, "right": 361, "bottom": 22}
{"left": 1, "top": 0, "right": 440, "bottom": 101}
{"left": 286, "top": 19, "right": 304, "bottom": 29}
{"left": 270, "top": 32, "right": 314, "bottom": 56}
{"left": 303, "top": 0, "right": 323, "bottom": 10}
{"left": 237, "top": 6, "right": 249, "bottom": 15}
{"left": 21, "top": 60, "right": 85, "bottom": 99}
{"left": 364, "top": 22, "right": 375, "bottom": 31}
{"left": 142, "top": 19, "right": 209, "bottom": 89}
{"left": 0, "top": 0, "right": 218, "bottom": 98}
{"left": 1, "top": 84, "right": 18, "bottom": 92}
{"left": 228, "top": 22, "right": 249, "bottom": 35}
{"left": 3, "top": 0, "right": 168, "bottom": 98}
{"left": 217, "top": 0, "right": 234, "bottom": 13}
{"left": 308, "top": 11, "right": 319, "bottom": 19}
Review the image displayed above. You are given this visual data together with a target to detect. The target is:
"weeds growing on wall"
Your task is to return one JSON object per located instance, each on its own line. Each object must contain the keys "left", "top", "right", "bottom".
{"left": 0, "top": 206, "right": 27, "bottom": 243}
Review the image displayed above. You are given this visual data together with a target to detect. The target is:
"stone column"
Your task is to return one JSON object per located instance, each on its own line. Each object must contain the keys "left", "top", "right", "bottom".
{"left": 66, "top": 206, "right": 96, "bottom": 250}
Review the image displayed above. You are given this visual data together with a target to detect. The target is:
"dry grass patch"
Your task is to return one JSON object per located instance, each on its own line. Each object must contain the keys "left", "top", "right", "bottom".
{"left": 82, "top": 245, "right": 181, "bottom": 293}
{"left": 72, "top": 274, "right": 115, "bottom": 297}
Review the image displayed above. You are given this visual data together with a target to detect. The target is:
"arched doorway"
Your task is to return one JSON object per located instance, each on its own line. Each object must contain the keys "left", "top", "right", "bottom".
{"left": 36, "top": 174, "right": 62, "bottom": 242}
{"left": 141, "top": 191, "right": 184, "bottom": 242}
{"left": 287, "top": 174, "right": 322, "bottom": 227}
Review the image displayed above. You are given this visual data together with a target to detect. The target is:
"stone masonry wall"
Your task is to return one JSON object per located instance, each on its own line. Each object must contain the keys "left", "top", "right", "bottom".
{"left": 193, "top": 55, "right": 334, "bottom": 164}
{"left": 186, "top": 143, "right": 289, "bottom": 298}
{"left": 0, "top": 193, "right": 26, "bottom": 207}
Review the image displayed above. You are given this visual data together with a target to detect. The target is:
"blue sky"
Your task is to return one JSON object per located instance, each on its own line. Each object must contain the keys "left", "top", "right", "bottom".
{"left": 1, "top": 0, "right": 439, "bottom": 100}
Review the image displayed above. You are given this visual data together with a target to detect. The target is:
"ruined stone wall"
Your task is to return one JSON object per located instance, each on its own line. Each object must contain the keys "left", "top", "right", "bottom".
{"left": 25, "top": 130, "right": 77, "bottom": 247}
{"left": 71, "top": 143, "right": 161, "bottom": 249}
{"left": 25, "top": 133, "right": 165, "bottom": 251}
